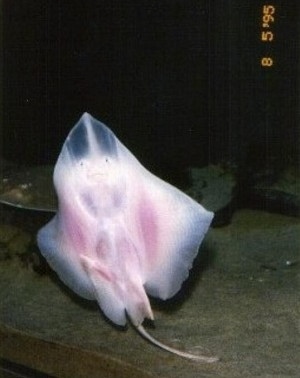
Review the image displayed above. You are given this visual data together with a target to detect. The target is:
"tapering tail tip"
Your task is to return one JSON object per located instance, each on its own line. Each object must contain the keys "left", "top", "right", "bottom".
{"left": 136, "top": 324, "right": 219, "bottom": 363}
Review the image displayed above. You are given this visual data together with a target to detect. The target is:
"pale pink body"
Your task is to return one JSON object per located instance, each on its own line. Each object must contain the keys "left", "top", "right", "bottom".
{"left": 37, "top": 113, "right": 217, "bottom": 362}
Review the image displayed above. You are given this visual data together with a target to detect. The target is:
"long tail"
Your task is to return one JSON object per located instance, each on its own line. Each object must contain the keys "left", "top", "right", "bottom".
{"left": 136, "top": 324, "right": 219, "bottom": 363}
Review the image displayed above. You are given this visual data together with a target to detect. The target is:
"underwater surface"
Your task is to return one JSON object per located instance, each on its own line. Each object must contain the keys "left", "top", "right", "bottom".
{"left": 0, "top": 164, "right": 299, "bottom": 376}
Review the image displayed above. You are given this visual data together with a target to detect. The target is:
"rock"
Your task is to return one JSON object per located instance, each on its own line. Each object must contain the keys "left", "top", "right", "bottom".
{"left": 245, "top": 166, "right": 300, "bottom": 217}
{"left": 186, "top": 164, "right": 237, "bottom": 226}
{"left": 0, "top": 224, "right": 31, "bottom": 260}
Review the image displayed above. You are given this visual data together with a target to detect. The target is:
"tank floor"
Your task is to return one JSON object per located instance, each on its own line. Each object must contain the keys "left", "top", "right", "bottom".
{"left": 0, "top": 208, "right": 299, "bottom": 377}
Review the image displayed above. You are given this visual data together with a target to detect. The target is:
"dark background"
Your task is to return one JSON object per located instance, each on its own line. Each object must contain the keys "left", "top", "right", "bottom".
{"left": 2, "top": 0, "right": 299, "bottom": 183}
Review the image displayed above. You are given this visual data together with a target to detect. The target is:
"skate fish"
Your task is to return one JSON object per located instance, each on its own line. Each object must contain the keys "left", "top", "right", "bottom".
{"left": 37, "top": 113, "right": 217, "bottom": 362}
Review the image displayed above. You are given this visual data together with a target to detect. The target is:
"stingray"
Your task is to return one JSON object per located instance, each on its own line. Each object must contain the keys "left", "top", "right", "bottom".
{"left": 37, "top": 113, "right": 218, "bottom": 362}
